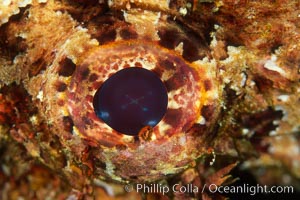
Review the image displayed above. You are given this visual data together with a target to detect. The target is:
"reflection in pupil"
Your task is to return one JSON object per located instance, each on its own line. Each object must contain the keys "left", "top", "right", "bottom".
{"left": 93, "top": 67, "right": 168, "bottom": 136}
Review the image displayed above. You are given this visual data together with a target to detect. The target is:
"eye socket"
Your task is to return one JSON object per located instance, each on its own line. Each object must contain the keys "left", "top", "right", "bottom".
{"left": 93, "top": 67, "right": 168, "bottom": 136}
{"left": 66, "top": 40, "right": 213, "bottom": 147}
{"left": 24, "top": 7, "right": 220, "bottom": 183}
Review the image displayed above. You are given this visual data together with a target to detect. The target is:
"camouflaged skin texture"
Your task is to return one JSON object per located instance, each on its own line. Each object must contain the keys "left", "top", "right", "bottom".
{"left": 0, "top": 0, "right": 299, "bottom": 199}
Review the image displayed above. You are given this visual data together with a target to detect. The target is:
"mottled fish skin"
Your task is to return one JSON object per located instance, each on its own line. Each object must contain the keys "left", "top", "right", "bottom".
{"left": 0, "top": 0, "right": 299, "bottom": 197}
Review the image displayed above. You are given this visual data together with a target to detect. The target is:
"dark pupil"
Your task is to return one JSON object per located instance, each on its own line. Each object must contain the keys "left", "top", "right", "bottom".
{"left": 93, "top": 67, "right": 168, "bottom": 136}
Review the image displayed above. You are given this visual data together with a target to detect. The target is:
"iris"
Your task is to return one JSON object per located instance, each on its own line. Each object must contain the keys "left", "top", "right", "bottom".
{"left": 93, "top": 67, "right": 168, "bottom": 136}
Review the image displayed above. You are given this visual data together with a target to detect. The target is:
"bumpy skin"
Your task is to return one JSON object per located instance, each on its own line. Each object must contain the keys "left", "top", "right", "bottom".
{"left": 0, "top": 0, "right": 300, "bottom": 199}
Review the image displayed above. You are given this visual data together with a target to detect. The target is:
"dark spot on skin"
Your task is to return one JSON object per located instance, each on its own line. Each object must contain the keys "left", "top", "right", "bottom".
{"left": 58, "top": 58, "right": 76, "bottom": 77}
{"left": 201, "top": 105, "right": 215, "bottom": 121}
{"left": 158, "top": 59, "right": 176, "bottom": 70}
{"left": 201, "top": 18, "right": 217, "bottom": 45}
{"left": 49, "top": 135, "right": 62, "bottom": 149}
{"left": 89, "top": 73, "right": 98, "bottom": 82}
{"left": 119, "top": 27, "right": 138, "bottom": 40}
{"left": 158, "top": 28, "right": 182, "bottom": 49}
{"left": 164, "top": 109, "right": 182, "bottom": 127}
{"left": 182, "top": 39, "right": 201, "bottom": 62}
{"left": 240, "top": 107, "right": 283, "bottom": 134}
{"left": 55, "top": 81, "right": 67, "bottom": 92}
{"left": 204, "top": 80, "right": 212, "bottom": 91}
{"left": 112, "top": 63, "right": 118, "bottom": 70}
{"left": 253, "top": 75, "right": 273, "bottom": 92}
{"left": 78, "top": 67, "right": 90, "bottom": 80}
{"left": 96, "top": 29, "right": 117, "bottom": 44}
{"left": 224, "top": 86, "right": 239, "bottom": 110}
{"left": 62, "top": 116, "right": 74, "bottom": 133}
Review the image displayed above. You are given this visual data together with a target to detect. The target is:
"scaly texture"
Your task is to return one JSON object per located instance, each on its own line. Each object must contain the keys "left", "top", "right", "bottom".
{"left": 0, "top": 0, "right": 299, "bottom": 199}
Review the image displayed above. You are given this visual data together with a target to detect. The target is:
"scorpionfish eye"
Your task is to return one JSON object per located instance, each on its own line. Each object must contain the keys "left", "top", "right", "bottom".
{"left": 93, "top": 67, "right": 168, "bottom": 136}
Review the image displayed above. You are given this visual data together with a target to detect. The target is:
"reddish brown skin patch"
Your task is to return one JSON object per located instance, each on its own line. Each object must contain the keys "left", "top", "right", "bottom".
{"left": 57, "top": 99, "right": 65, "bottom": 106}
{"left": 0, "top": 97, "right": 14, "bottom": 124}
{"left": 158, "top": 59, "right": 176, "bottom": 70}
{"left": 164, "top": 73, "right": 187, "bottom": 91}
{"left": 164, "top": 108, "right": 183, "bottom": 127}
{"left": 187, "top": 123, "right": 208, "bottom": 137}
{"left": 253, "top": 75, "right": 274, "bottom": 92}
{"left": 157, "top": 55, "right": 200, "bottom": 92}
{"left": 112, "top": 63, "right": 118, "bottom": 70}
{"left": 92, "top": 81, "right": 103, "bottom": 89}
{"left": 77, "top": 66, "right": 90, "bottom": 81}
{"left": 82, "top": 116, "right": 93, "bottom": 126}
{"left": 204, "top": 79, "right": 212, "bottom": 91}
{"left": 171, "top": 143, "right": 183, "bottom": 153}
{"left": 123, "top": 63, "right": 130, "bottom": 68}
{"left": 85, "top": 95, "right": 94, "bottom": 107}
{"left": 134, "top": 62, "right": 142, "bottom": 67}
